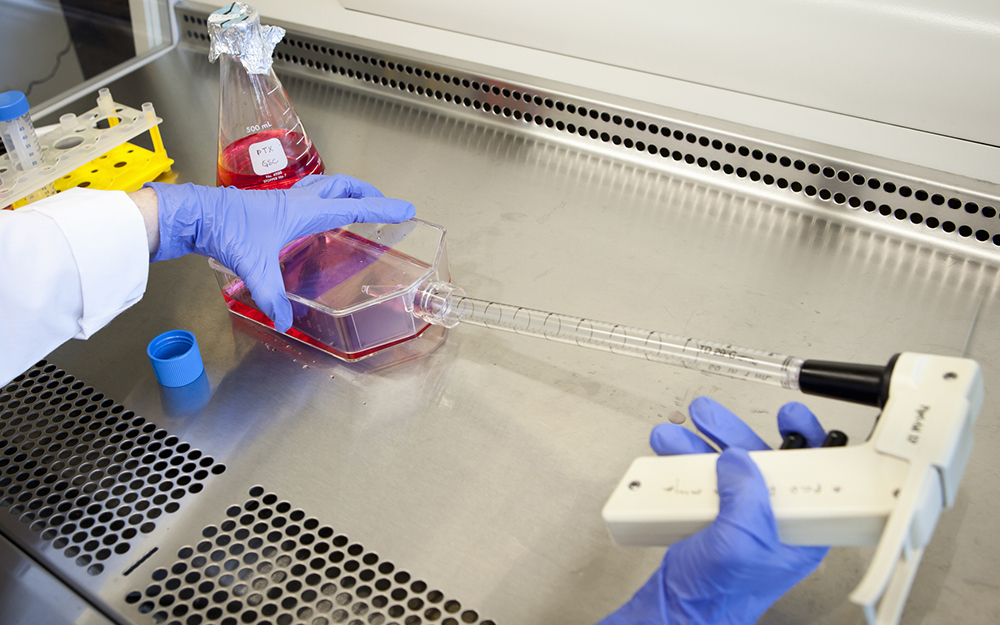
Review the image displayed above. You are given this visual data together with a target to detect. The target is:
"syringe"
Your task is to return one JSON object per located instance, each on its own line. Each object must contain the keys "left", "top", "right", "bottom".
{"left": 411, "top": 280, "right": 894, "bottom": 407}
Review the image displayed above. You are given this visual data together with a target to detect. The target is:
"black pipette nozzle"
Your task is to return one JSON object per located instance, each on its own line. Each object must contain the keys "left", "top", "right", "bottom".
{"left": 798, "top": 354, "right": 900, "bottom": 407}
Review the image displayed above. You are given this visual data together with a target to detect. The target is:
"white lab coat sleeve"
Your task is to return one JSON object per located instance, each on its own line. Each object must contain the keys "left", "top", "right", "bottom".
{"left": 0, "top": 188, "right": 148, "bottom": 385}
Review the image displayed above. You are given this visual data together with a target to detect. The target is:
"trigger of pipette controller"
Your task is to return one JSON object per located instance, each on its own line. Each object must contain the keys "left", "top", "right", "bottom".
{"left": 601, "top": 352, "right": 983, "bottom": 625}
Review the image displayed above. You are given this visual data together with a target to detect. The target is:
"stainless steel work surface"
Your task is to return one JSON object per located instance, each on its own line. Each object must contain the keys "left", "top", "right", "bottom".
{"left": 0, "top": 533, "right": 115, "bottom": 625}
{"left": 7, "top": 35, "right": 1000, "bottom": 624}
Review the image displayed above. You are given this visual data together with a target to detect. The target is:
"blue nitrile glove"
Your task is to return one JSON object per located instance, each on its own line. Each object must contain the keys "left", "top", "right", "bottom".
{"left": 599, "top": 398, "right": 830, "bottom": 625}
{"left": 146, "top": 174, "right": 415, "bottom": 332}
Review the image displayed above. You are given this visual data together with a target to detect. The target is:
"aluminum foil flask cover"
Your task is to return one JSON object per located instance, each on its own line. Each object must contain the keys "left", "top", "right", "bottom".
{"left": 208, "top": 2, "right": 325, "bottom": 190}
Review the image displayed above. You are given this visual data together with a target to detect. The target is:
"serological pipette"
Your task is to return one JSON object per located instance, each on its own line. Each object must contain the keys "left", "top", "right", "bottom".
{"left": 409, "top": 279, "right": 896, "bottom": 407}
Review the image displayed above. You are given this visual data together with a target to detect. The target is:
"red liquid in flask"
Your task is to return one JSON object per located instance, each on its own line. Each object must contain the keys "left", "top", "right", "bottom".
{"left": 217, "top": 129, "right": 325, "bottom": 190}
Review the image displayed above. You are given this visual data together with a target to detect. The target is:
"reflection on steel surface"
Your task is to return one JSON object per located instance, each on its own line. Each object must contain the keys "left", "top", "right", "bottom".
{"left": 123, "top": 486, "right": 495, "bottom": 625}
{"left": 0, "top": 361, "right": 227, "bottom": 577}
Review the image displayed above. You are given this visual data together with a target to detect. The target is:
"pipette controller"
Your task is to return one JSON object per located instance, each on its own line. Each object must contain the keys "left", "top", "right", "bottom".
{"left": 407, "top": 281, "right": 983, "bottom": 624}
{"left": 403, "top": 260, "right": 981, "bottom": 625}
{"left": 603, "top": 352, "right": 982, "bottom": 625}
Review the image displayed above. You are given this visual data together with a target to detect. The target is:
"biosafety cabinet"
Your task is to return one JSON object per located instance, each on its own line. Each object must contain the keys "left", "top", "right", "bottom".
{"left": 1, "top": 1, "right": 999, "bottom": 624}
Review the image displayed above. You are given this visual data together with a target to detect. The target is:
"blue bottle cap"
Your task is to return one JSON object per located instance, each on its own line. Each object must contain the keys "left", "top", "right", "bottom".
{"left": 147, "top": 330, "right": 205, "bottom": 388}
{"left": 0, "top": 91, "right": 29, "bottom": 122}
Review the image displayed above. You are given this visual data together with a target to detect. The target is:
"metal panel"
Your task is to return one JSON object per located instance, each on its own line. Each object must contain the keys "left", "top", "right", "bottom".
{"left": 176, "top": 5, "right": 1000, "bottom": 263}
{"left": 336, "top": 0, "right": 1000, "bottom": 149}
{"left": 122, "top": 485, "right": 491, "bottom": 625}
{"left": 0, "top": 362, "right": 226, "bottom": 581}
{"left": 0, "top": 360, "right": 494, "bottom": 625}
{"left": 0, "top": 532, "right": 115, "bottom": 625}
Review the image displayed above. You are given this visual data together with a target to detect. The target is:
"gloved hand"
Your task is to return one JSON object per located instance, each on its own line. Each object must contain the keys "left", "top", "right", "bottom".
{"left": 146, "top": 174, "right": 415, "bottom": 332}
{"left": 599, "top": 397, "right": 831, "bottom": 625}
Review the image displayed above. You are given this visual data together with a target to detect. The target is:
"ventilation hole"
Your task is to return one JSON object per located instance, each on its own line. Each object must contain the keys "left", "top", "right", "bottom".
{"left": 976, "top": 230, "right": 990, "bottom": 241}
{"left": 983, "top": 206, "right": 997, "bottom": 218}
{"left": 965, "top": 202, "right": 980, "bottom": 214}
{"left": 914, "top": 190, "right": 928, "bottom": 201}
{"left": 883, "top": 182, "right": 897, "bottom": 193}
{"left": 0, "top": 363, "right": 222, "bottom": 576}
{"left": 959, "top": 225, "right": 973, "bottom": 237}
{"left": 125, "top": 488, "right": 489, "bottom": 624}
{"left": 942, "top": 221, "right": 956, "bottom": 232}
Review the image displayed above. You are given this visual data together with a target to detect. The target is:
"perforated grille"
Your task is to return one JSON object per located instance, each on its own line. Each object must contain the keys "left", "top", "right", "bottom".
{"left": 0, "top": 360, "right": 226, "bottom": 576}
{"left": 178, "top": 8, "right": 1000, "bottom": 258}
{"left": 125, "top": 486, "right": 494, "bottom": 625}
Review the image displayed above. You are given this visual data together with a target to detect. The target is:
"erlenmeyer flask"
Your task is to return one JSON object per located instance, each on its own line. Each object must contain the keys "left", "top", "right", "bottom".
{"left": 208, "top": 2, "right": 325, "bottom": 190}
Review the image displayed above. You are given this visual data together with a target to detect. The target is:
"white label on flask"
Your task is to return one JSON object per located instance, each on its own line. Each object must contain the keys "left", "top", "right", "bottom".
{"left": 249, "top": 137, "right": 288, "bottom": 176}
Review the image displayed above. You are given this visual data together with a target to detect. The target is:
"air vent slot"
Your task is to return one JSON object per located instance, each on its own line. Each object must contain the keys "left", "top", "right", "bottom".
{"left": 177, "top": 8, "right": 1000, "bottom": 258}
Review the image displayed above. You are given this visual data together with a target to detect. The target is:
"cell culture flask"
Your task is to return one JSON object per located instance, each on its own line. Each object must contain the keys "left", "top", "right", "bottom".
{"left": 208, "top": 2, "right": 325, "bottom": 190}
{"left": 208, "top": 219, "right": 452, "bottom": 361}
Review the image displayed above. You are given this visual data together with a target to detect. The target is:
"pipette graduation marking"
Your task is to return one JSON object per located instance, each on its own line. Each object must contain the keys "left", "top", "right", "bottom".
{"left": 412, "top": 279, "right": 894, "bottom": 406}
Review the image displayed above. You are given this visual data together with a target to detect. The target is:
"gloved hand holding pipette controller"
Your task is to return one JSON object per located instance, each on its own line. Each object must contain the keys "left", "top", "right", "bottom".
{"left": 599, "top": 398, "right": 831, "bottom": 625}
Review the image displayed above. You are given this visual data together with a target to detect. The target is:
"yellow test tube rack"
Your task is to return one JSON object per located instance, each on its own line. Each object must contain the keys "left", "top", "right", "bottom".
{"left": 2, "top": 88, "right": 174, "bottom": 209}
